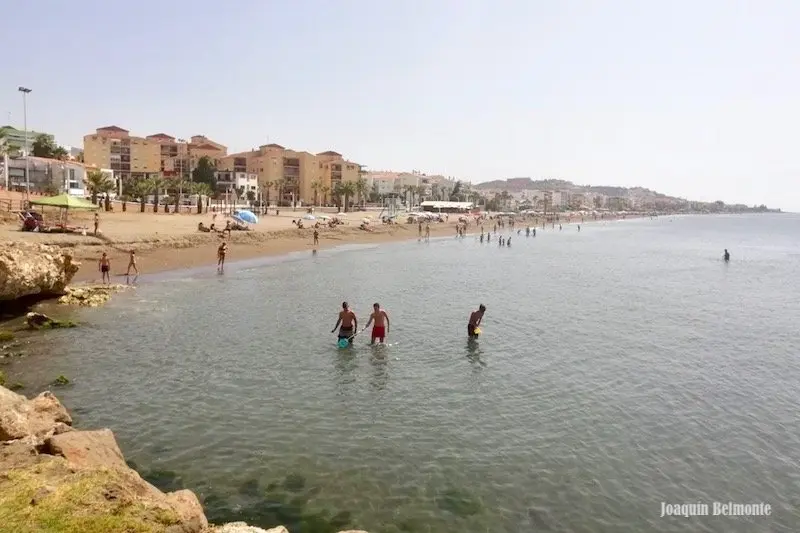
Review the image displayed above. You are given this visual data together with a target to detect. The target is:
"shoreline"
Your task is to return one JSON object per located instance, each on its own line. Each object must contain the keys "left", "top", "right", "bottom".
{"left": 1, "top": 209, "right": 640, "bottom": 287}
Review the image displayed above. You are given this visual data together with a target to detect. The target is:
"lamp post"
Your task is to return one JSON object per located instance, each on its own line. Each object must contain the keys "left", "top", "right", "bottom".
{"left": 18, "top": 87, "right": 31, "bottom": 198}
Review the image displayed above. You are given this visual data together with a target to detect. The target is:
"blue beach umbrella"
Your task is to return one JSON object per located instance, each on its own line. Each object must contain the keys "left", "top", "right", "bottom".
{"left": 234, "top": 210, "right": 258, "bottom": 224}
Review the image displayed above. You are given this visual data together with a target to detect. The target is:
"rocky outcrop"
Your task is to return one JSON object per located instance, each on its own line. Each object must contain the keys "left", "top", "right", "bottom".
{"left": 0, "top": 385, "right": 368, "bottom": 533}
{"left": 58, "top": 284, "right": 127, "bottom": 307}
{"left": 0, "top": 242, "right": 80, "bottom": 301}
{"left": 0, "top": 386, "right": 72, "bottom": 442}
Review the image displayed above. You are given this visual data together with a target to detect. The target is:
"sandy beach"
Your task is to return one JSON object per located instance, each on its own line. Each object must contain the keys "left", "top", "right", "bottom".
{"left": 1, "top": 197, "right": 627, "bottom": 284}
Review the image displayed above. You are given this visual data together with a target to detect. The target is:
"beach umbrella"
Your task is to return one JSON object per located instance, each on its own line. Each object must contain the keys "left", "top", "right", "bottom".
{"left": 303, "top": 214, "right": 316, "bottom": 220}
{"left": 317, "top": 215, "right": 331, "bottom": 220}
{"left": 234, "top": 209, "right": 258, "bottom": 224}
{"left": 232, "top": 215, "right": 248, "bottom": 226}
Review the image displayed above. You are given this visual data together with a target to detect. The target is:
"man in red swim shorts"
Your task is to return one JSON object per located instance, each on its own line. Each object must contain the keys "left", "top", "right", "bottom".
{"left": 365, "top": 302, "right": 390, "bottom": 344}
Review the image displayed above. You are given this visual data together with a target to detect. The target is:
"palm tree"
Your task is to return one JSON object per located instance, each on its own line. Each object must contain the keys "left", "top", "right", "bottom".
{"left": 310, "top": 178, "right": 323, "bottom": 207}
{"left": 191, "top": 182, "right": 213, "bottom": 214}
{"left": 85, "top": 169, "right": 112, "bottom": 205}
{"left": 355, "top": 177, "right": 368, "bottom": 208}
{"left": 332, "top": 182, "right": 344, "bottom": 211}
{"left": 274, "top": 178, "right": 286, "bottom": 207}
{"left": 172, "top": 180, "right": 192, "bottom": 213}
{"left": 341, "top": 181, "right": 357, "bottom": 212}
{"left": 261, "top": 180, "right": 274, "bottom": 210}
{"left": 149, "top": 176, "right": 166, "bottom": 213}
{"left": 133, "top": 180, "right": 152, "bottom": 213}
{"left": 321, "top": 185, "right": 330, "bottom": 207}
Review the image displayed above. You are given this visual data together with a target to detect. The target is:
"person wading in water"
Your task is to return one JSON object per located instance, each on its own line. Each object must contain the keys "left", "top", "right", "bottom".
{"left": 331, "top": 301, "right": 358, "bottom": 346}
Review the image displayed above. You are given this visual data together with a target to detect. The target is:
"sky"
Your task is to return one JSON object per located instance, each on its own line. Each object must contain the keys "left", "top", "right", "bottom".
{"left": 3, "top": 0, "right": 799, "bottom": 211}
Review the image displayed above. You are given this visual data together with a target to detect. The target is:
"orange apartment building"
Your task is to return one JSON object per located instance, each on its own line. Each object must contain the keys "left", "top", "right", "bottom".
{"left": 83, "top": 126, "right": 226, "bottom": 181}
{"left": 217, "top": 144, "right": 361, "bottom": 206}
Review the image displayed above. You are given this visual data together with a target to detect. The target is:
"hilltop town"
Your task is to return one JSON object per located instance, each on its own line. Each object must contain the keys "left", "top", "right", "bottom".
{"left": 0, "top": 124, "right": 778, "bottom": 214}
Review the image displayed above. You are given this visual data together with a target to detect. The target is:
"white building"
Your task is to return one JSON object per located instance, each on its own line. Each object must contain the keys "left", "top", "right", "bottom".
{"left": 214, "top": 171, "right": 258, "bottom": 193}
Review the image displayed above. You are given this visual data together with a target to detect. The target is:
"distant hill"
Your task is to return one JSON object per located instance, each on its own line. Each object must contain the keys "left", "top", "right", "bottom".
{"left": 474, "top": 178, "right": 678, "bottom": 200}
{"left": 475, "top": 178, "right": 574, "bottom": 192}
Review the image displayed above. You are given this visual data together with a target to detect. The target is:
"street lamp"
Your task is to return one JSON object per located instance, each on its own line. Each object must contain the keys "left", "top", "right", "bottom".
{"left": 18, "top": 86, "right": 31, "bottom": 198}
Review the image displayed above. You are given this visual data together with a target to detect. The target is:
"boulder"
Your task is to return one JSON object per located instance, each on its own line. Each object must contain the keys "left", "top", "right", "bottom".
{"left": 58, "top": 284, "right": 127, "bottom": 307}
{"left": 25, "top": 312, "right": 77, "bottom": 329}
{"left": 165, "top": 489, "right": 209, "bottom": 532}
{"left": 44, "top": 429, "right": 127, "bottom": 470}
{"left": 0, "top": 386, "right": 72, "bottom": 442}
{"left": 0, "top": 242, "right": 80, "bottom": 301}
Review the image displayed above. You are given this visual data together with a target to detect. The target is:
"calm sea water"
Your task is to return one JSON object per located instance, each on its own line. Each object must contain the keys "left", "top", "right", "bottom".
{"left": 13, "top": 214, "right": 800, "bottom": 533}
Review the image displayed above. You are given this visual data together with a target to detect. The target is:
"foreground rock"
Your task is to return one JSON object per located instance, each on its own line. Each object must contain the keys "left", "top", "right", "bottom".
{"left": 58, "top": 284, "right": 128, "bottom": 307}
{"left": 0, "top": 385, "right": 368, "bottom": 533}
{"left": 25, "top": 312, "right": 77, "bottom": 330}
{"left": 0, "top": 242, "right": 80, "bottom": 301}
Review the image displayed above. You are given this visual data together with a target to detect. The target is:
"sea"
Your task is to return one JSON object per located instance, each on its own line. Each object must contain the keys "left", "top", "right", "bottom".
{"left": 10, "top": 214, "right": 800, "bottom": 533}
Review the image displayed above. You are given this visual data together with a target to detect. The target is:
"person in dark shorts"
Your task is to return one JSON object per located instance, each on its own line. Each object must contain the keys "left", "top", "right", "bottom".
{"left": 331, "top": 301, "right": 358, "bottom": 345}
{"left": 467, "top": 304, "right": 486, "bottom": 339}
{"left": 98, "top": 252, "right": 111, "bottom": 285}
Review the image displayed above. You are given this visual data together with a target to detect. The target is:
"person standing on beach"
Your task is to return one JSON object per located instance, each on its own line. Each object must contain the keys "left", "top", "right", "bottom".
{"left": 94, "top": 213, "right": 100, "bottom": 236}
{"left": 98, "top": 252, "right": 111, "bottom": 285}
{"left": 468, "top": 304, "right": 486, "bottom": 339}
{"left": 425, "top": 223, "right": 431, "bottom": 241}
{"left": 364, "top": 303, "right": 390, "bottom": 345}
{"left": 313, "top": 229, "right": 319, "bottom": 246}
{"left": 126, "top": 250, "right": 139, "bottom": 277}
{"left": 217, "top": 241, "right": 227, "bottom": 272}
{"left": 724, "top": 249, "right": 730, "bottom": 262}
{"left": 331, "top": 302, "right": 358, "bottom": 345}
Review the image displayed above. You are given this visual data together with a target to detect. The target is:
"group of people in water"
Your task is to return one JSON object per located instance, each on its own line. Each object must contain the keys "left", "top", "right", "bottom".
{"left": 331, "top": 301, "right": 487, "bottom": 346}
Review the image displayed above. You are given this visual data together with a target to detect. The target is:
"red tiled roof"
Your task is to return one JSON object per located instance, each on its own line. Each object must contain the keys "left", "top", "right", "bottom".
{"left": 147, "top": 133, "right": 174, "bottom": 140}
{"left": 317, "top": 150, "right": 341, "bottom": 157}
{"left": 264, "top": 143, "right": 284, "bottom": 149}
{"left": 97, "top": 125, "right": 128, "bottom": 133}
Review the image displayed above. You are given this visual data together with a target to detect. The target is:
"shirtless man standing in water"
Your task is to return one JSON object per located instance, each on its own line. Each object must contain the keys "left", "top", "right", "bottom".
{"left": 467, "top": 304, "right": 486, "bottom": 339}
{"left": 331, "top": 301, "right": 358, "bottom": 345}
{"left": 364, "top": 302, "right": 390, "bottom": 344}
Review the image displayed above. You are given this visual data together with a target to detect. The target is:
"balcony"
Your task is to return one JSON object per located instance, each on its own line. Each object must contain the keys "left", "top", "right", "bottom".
{"left": 283, "top": 157, "right": 300, "bottom": 167}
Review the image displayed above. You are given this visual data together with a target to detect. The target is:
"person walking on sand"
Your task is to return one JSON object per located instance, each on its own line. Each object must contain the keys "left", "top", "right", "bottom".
{"left": 126, "top": 250, "right": 139, "bottom": 277}
{"left": 364, "top": 302, "right": 390, "bottom": 345}
{"left": 93, "top": 213, "right": 100, "bottom": 236}
{"left": 331, "top": 301, "right": 358, "bottom": 346}
{"left": 313, "top": 229, "right": 319, "bottom": 246}
{"left": 467, "top": 304, "right": 486, "bottom": 339}
{"left": 425, "top": 223, "right": 431, "bottom": 241}
{"left": 217, "top": 241, "right": 227, "bottom": 272}
{"left": 98, "top": 252, "right": 111, "bottom": 285}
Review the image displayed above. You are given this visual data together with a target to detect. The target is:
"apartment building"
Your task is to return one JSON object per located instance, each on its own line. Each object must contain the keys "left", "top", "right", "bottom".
{"left": 146, "top": 133, "right": 227, "bottom": 178}
{"left": 0, "top": 125, "right": 55, "bottom": 155}
{"left": 83, "top": 126, "right": 161, "bottom": 181}
{"left": 83, "top": 126, "right": 227, "bottom": 182}
{"left": 218, "top": 145, "right": 361, "bottom": 206}
{"left": 317, "top": 150, "right": 361, "bottom": 191}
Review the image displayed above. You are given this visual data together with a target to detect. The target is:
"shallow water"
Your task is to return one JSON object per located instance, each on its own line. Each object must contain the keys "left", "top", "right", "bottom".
{"left": 15, "top": 214, "right": 800, "bottom": 532}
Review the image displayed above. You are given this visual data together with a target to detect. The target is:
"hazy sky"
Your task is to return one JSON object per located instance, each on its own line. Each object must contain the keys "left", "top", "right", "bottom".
{"left": 3, "top": 0, "right": 798, "bottom": 210}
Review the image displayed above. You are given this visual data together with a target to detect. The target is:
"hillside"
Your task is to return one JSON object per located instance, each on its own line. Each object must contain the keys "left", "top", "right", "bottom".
{"left": 474, "top": 178, "right": 574, "bottom": 192}
{"left": 474, "top": 178, "right": 677, "bottom": 200}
